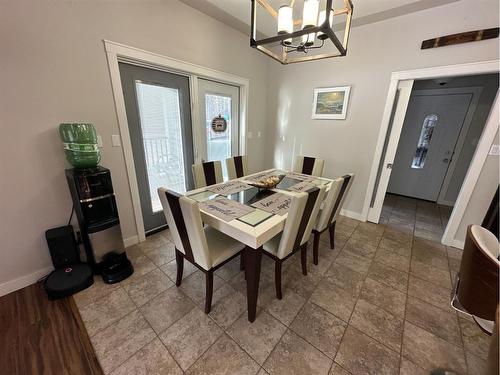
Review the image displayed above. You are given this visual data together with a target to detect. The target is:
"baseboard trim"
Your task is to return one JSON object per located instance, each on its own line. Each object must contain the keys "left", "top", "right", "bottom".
{"left": 123, "top": 235, "right": 140, "bottom": 248}
{"left": 450, "top": 239, "right": 465, "bottom": 250}
{"left": 340, "top": 209, "right": 365, "bottom": 222}
{"left": 0, "top": 266, "right": 54, "bottom": 297}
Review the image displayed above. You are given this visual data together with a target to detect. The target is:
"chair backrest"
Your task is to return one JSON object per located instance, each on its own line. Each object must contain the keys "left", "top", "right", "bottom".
{"left": 226, "top": 155, "right": 248, "bottom": 180}
{"left": 276, "top": 185, "right": 326, "bottom": 259}
{"left": 192, "top": 161, "right": 224, "bottom": 188}
{"left": 315, "top": 177, "right": 344, "bottom": 232}
{"left": 293, "top": 155, "right": 325, "bottom": 177}
{"left": 457, "top": 225, "right": 500, "bottom": 322}
{"left": 329, "top": 173, "right": 354, "bottom": 224}
{"left": 158, "top": 188, "right": 212, "bottom": 270}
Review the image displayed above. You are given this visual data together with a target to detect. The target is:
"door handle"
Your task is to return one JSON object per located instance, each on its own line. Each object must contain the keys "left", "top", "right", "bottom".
{"left": 443, "top": 158, "right": 449, "bottom": 163}
{"left": 386, "top": 163, "right": 393, "bottom": 169}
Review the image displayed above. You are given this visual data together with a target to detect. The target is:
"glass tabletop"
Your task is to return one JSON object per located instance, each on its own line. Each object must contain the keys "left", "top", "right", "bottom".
{"left": 188, "top": 171, "right": 333, "bottom": 227}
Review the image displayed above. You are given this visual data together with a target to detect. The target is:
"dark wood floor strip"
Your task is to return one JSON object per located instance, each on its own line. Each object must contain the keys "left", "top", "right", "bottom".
{"left": 0, "top": 283, "right": 103, "bottom": 375}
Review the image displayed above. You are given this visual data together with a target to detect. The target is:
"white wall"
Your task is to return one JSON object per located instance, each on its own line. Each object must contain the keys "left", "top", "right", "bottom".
{"left": 455, "top": 130, "right": 499, "bottom": 244}
{"left": 265, "top": 0, "right": 499, "bottom": 220}
{"left": 0, "top": 0, "right": 270, "bottom": 294}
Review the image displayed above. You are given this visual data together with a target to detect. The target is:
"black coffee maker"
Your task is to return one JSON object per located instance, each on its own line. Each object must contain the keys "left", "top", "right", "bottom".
{"left": 66, "top": 166, "right": 133, "bottom": 283}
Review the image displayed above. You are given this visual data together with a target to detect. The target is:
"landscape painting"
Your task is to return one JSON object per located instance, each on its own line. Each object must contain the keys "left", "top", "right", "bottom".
{"left": 312, "top": 86, "right": 351, "bottom": 120}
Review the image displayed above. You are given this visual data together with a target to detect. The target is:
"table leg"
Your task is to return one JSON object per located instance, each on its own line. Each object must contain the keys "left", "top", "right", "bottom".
{"left": 245, "top": 245, "right": 262, "bottom": 322}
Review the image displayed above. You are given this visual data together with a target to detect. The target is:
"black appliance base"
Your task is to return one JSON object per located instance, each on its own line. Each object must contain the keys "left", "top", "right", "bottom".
{"left": 100, "top": 252, "right": 134, "bottom": 284}
{"left": 44, "top": 264, "right": 94, "bottom": 300}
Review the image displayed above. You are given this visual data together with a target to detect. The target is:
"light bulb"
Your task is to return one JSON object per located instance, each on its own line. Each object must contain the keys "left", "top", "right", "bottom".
{"left": 317, "top": 8, "right": 334, "bottom": 40}
{"left": 302, "top": 0, "right": 319, "bottom": 28}
{"left": 301, "top": 0, "right": 319, "bottom": 46}
{"left": 277, "top": 5, "right": 293, "bottom": 45}
{"left": 301, "top": 32, "right": 315, "bottom": 46}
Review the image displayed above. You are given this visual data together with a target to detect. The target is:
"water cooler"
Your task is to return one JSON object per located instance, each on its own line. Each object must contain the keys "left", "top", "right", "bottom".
{"left": 65, "top": 166, "right": 133, "bottom": 283}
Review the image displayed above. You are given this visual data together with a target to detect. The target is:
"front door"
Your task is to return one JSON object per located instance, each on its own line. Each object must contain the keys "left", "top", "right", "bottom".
{"left": 119, "top": 63, "right": 194, "bottom": 233}
{"left": 197, "top": 79, "right": 239, "bottom": 179}
{"left": 387, "top": 93, "right": 472, "bottom": 201}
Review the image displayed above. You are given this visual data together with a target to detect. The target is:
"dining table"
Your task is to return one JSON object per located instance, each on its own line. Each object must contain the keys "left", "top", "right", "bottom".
{"left": 183, "top": 168, "right": 334, "bottom": 322}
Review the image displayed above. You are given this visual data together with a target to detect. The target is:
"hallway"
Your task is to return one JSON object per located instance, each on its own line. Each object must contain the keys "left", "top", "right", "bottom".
{"left": 380, "top": 193, "right": 453, "bottom": 243}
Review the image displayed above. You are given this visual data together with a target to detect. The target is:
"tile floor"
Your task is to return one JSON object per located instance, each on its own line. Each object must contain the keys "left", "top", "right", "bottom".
{"left": 74, "top": 195, "right": 489, "bottom": 375}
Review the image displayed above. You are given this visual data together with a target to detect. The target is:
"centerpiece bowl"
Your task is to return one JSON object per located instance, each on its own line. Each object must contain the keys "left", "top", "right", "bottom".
{"left": 247, "top": 174, "right": 285, "bottom": 190}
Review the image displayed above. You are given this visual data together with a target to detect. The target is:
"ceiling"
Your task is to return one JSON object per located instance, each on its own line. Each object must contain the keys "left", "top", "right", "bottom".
{"left": 179, "top": 0, "right": 460, "bottom": 37}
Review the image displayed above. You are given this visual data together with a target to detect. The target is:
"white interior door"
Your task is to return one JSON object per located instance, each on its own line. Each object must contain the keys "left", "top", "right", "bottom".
{"left": 387, "top": 93, "right": 473, "bottom": 201}
{"left": 367, "top": 80, "right": 414, "bottom": 222}
{"left": 196, "top": 79, "right": 239, "bottom": 179}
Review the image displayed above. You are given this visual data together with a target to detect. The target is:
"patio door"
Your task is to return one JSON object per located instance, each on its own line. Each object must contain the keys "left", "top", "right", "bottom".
{"left": 196, "top": 79, "right": 239, "bottom": 179}
{"left": 119, "top": 63, "right": 194, "bottom": 233}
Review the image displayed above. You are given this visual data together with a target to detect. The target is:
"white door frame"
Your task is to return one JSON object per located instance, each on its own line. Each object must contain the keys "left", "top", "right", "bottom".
{"left": 103, "top": 40, "right": 250, "bottom": 243}
{"left": 363, "top": 60, "right": 499, "bottom": 247}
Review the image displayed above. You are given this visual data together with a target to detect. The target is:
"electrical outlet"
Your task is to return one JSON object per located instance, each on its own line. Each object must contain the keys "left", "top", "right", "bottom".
{"left": 111, "top": 134, "right": 121, "bottom": 147}
{"left": 257, "top": 131, "right": 262, "bottom": 138}
{"left": 489, "top": 144, "right": 500, "bottom": 156}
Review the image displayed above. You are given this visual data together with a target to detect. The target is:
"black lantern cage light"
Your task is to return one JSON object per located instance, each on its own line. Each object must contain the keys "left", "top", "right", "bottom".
{"left": 250, "top": 0, "right": 353, "bottom": 64}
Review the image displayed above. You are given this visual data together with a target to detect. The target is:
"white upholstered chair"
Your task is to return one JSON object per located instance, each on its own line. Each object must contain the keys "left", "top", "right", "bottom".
{"left": 192, "top": 160, "right": 224, "bottom": 188}
{"left": 312, "top": 174, "right": 354, "bottom": 265}
{"left": 292, "top": 155, "right": 325, "bottom": 177}
{"left": 226, "top": 155, "right": 248, "bottom": 180}
{"left": 262, "top": 185, "right": 326, "bottom": 299}
{"left": 158, "top": 187, "right": 245, "bottom": 313}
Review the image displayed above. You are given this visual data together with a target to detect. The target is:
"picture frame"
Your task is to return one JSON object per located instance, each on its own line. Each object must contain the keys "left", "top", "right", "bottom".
{"left": 311, "top": 86, "right": 351, "bottom": 120}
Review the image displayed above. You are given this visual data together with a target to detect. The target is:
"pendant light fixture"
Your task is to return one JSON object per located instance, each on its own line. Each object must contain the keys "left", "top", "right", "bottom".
{"left": 251, "top": 0, "right": 353, "bottom": 64}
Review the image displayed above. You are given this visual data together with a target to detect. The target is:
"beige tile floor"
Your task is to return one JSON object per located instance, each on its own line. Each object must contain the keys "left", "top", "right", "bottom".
{"left": 74, "top": 195, "right": 490, "bottom": 375}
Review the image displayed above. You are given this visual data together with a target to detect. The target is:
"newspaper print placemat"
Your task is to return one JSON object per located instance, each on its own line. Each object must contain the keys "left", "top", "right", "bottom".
{"left": 251, "top": 192, "right": 292, "bottom": 216}
{"left": 200, "top": 197, "right": 255, "bottom": 222}
{"left": 207, "top": 180, "right": 252, "bottom": 196}
{"left": 285, "top": 172, "right": 316, "bottom": 181}
{"left": 287, "top": 180, "right": 320, "bottom": 192}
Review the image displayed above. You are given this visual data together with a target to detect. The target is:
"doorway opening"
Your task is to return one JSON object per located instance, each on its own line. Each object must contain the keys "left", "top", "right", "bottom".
{"left": 368, "top": 70, "right": 498, "bottom": 246}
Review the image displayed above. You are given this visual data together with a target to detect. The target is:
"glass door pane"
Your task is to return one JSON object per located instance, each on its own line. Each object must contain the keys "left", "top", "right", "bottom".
{"left": 205, "top": 93, "right": 232, "bottom": 176}
{"left": 119, "top": 63, "right": 194, "bottom": 233}
{"left": 197, "top": 79, "right": 239, "bottom": 180}
{"left": 136, "top": 82, "right": 187, "bottom": 212}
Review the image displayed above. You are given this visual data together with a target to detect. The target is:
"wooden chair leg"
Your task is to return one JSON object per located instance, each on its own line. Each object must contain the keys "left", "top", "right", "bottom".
{"left": 329, "top": 222, "right": 336, "bottom": 249}
{"left": 313, "top": 231, "right": 320, "bottom": 266}
{"left": 205, "top": 271, "right": 214, "bottom": 314}
{"left": 301, "top": 244, "right": 308, "bottom": 276}
{"left": 240, "top": 253, "right": 245, "bottom": 271}
{"left": 175, "top": 249, "right": 184, "bottom": 287}
{"left": 275, "top": 259, "right": 282, "bottom": 300}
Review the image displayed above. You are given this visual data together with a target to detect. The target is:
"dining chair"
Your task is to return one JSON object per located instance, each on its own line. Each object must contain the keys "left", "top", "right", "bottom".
{"left": 312, "top": 174, "right": 354, "bottom": 265}
{"left": 446, "top": 224, "right": 500, "bottom": 375}
{"left": 158, "top": 187, "right": 246, "bottom": 313}
{"left": 192, "top": 160, "right": 224, "bottom": 188}
{"left": 292, "top": 155, "right": 325, "bottom": 177}
{"left": 262, "top": 185, "right": 326, "bottom": 299}
{"left": 226, "top": 155, "right": 248, "bottom": 179}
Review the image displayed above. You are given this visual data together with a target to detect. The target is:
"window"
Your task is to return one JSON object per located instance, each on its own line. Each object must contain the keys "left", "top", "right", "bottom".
{"left": 411, "top": 114, "right": 438, "bottom": 169}
{"left": 205, "top": 93, "right": 232, "bottom": 179}
{"left": 135, "top": 82, "right": 186, "bottom": 212}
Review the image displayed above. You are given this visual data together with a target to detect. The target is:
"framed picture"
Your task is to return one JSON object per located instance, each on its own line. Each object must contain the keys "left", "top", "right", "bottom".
{"left": 311, "top": 86, "right": 351, "bottom": 120}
